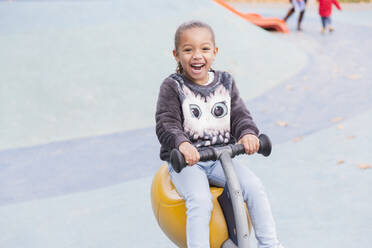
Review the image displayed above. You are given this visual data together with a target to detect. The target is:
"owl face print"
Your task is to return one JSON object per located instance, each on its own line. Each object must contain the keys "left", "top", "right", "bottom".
{"left": 182, "top": 84, "right": 231, "bottom": 147}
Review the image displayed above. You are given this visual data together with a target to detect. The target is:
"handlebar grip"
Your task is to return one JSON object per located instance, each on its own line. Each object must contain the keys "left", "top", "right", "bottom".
{"left": 169, "top": 147, "right": 218, "bottom": 173}
{"left": 170, "top": 149, "right": 186, "bottom": 173}
{"left": 230, "top": 134, "right": 272, "bottom": 157}
{"left": 257, "top": 134, "right": 272, "bottom": 157}
{"left": 199, "top": 148, "right": 218, "bottom": 162}
{"left": 230, "top": 143, "right": 245, "bottom": 157}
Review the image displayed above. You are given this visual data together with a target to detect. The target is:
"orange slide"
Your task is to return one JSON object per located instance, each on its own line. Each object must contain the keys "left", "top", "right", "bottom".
{"left": 213, "top": 0, "right": 290, "bottom": 33}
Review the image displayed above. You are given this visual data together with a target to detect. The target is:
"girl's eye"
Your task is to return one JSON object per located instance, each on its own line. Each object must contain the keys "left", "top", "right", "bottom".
{"left": 189, "top": 104, "right": 202, "bottom": 119}
{"left": 211, "top": 102, "right": 228, "bottom": 118}
{"left": 202, "top": 47, "right": 211, "bottom": 51}
{"left": 184, "top": 48, "right": 192, "bottom": 52}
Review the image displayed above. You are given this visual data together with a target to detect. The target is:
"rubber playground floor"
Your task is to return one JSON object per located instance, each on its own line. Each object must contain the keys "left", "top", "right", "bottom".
{"left": 0, "top": 1, "right": 371, "bottom": 247}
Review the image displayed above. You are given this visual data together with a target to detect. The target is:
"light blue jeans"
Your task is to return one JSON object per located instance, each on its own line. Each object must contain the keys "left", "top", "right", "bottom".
{"left": 168, "top": 160, "right": 280, "bottom": 248}
{"left": 321, "top": 16, "right": 332, "bottom": 29}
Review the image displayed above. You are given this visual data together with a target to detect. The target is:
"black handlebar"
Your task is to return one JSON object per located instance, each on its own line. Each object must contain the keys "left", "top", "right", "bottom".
{"left": 170, "top": 134, "right": 272, "bottom": 173}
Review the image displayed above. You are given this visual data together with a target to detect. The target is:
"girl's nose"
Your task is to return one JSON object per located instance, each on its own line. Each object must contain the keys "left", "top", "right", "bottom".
{"left": 192, "top": 50, "right": 203, "bottom": 59}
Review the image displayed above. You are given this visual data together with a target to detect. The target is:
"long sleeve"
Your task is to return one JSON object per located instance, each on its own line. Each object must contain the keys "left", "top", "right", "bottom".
{"left": 155, "top": 78, "right": 190, "bottom": 157}
{"left": 333, "top": 0, "right": 341, "bottom": 10}
{"left": 230, "top": 78, "right": 259, "bottom": 141}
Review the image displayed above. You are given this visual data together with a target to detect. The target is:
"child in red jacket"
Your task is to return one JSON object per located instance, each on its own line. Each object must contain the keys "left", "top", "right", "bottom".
{"left": 318, "top": 0, "right": 342, "bottom": 33}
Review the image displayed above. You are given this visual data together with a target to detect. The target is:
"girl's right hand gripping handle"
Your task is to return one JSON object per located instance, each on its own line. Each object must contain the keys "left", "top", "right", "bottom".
{"left": 170, "top": 134, "right": 272, "bottom": 173}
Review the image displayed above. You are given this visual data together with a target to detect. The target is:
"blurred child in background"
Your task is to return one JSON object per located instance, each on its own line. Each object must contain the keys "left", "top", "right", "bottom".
{"left": 318, "top": 0, "right": 342, "bottom": 33}
{"left": 283, "top": 0, "right": 307, "bottom": 31}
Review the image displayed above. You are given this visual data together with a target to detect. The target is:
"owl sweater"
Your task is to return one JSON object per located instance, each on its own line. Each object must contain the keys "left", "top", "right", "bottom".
{"left": 155, "top": 70, "right": 259, "bottom": 161}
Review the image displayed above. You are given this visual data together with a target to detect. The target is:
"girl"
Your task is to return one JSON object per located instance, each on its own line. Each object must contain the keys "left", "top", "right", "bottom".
{"left": 155, "top": 20, "right": 284, "bottom": 248}
{"left": 318, "top": 0, "right": 342, "bottom": 33}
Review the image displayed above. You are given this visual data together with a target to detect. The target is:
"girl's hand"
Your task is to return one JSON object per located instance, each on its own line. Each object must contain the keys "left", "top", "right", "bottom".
{"left": 238, "top": 134, "right": 259, "bottom": 155}
{"left": 179, "top": 142, "right": 200, "bottom": 166}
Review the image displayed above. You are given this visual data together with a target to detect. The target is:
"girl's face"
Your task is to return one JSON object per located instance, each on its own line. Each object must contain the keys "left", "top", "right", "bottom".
{"left": 173, "top": 27, "right": 218, "bottom": 85}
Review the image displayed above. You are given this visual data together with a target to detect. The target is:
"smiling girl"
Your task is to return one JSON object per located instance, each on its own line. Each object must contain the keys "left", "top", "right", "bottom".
{"left": 155, "top": 21, "right": 284, "bottom": 248}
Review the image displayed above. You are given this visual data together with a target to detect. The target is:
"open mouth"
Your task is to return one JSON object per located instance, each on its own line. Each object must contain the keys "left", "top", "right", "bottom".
{"left": 190, "top": 63, "right": 205, "bottom": 72}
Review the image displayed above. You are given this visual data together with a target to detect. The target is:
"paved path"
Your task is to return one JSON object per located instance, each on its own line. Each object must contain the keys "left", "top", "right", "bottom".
{"left": 0, "top": 0, "right": 306, "bottom": 151}
{"left": 0, "top": 1, "right": 371, "bottom": 247}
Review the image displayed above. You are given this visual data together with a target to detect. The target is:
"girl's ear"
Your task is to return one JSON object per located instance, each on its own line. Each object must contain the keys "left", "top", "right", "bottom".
{"left": 214, "top": 46, "right": 219, "bottom": 56}
{"left": 173, "top": 50, "right": 180, "bottom": 62}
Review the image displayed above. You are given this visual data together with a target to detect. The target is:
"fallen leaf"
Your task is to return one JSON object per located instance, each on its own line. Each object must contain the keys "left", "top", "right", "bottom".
{"left": 347, "top": 74, "right": 362, "bottom": 80}
{"left": 336, "top": 160, "right": 345, "bottom": 165}
{"left": 337, "top": 124, "right": 344, "bottom": 130}
{"left": 276, "top": 121, "right": 288, "bottom": 127}
{"left": 347, "top": 136, "right": 356, "bottom": 140}
{"left": 357, "top": 163, "right": 372, "bottom": 169}
{"left": 286, "top": 85, "right": 293, "bottom": 91}
{"left": 331, "top": 117, "right": 343, "bottom": 123}
{"left": 304, "top": 86, "right": 312, "bottom": 91}
{"left": 293, "top": 136, "right": 302, "bottom": 143}
{"left": 302, "top": 76, "right": 308, "bottom": 80}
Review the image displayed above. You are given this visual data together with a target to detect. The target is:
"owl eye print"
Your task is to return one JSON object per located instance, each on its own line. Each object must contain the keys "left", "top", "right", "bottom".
{"left": 190, "top": 104, "right": 202, "bottom": 119}
{"left": 211, "top": 101, "right": 228, "bottom": 118}
{"left": 182, "top": 84, "right": 231, "bottom": 147}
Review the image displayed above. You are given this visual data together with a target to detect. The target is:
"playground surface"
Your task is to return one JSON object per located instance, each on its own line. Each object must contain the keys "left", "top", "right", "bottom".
{"left": 0, "top": 0, "right": 371, "bottom": 247}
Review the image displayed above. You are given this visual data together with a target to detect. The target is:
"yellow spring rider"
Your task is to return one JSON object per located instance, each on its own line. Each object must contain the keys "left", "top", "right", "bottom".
{"left": 151, "top": 134, "right": 272, "bottom": 248}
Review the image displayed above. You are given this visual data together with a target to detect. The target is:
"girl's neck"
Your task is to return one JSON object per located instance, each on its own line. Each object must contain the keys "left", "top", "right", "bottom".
{"left": 204, "top": 71, "right": 215, "bottom": 86}
{"left": 182, "top": 71, "right": 214, "bottom": 86}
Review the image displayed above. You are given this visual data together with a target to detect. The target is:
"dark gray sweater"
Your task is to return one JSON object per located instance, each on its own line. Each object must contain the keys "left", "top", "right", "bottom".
{"left": 155, "top": 70, "right": 259, "bottom": 161}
